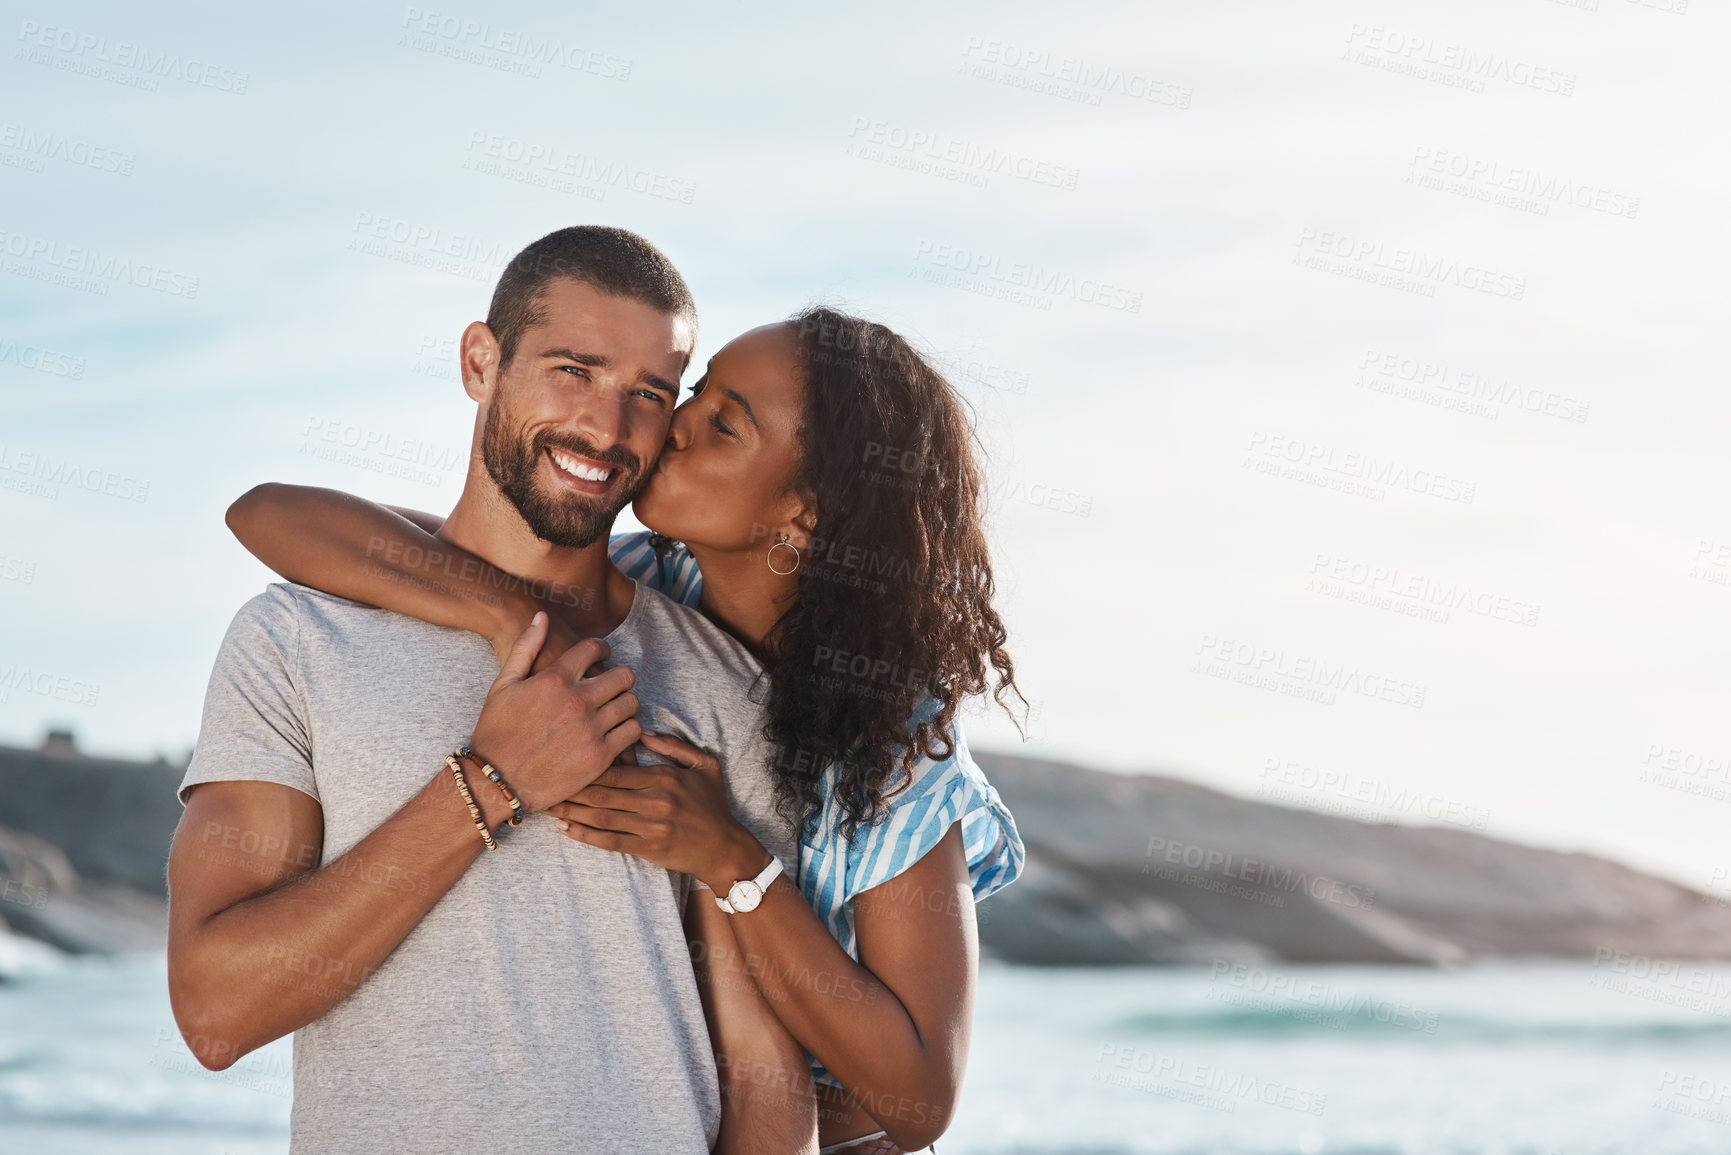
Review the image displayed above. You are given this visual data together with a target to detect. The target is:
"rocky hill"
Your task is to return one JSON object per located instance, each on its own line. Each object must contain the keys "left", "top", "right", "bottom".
{"left": 972, "top": 751, "right": 1731, "bottom": 965}
{"left": 5, "top": 732, "right": 1730, "bottom": 966}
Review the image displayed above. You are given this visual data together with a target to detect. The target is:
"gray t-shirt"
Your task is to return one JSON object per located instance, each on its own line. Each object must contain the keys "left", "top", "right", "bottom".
{"left": 179, "top": 580, "right": 797, "bottom": 1155}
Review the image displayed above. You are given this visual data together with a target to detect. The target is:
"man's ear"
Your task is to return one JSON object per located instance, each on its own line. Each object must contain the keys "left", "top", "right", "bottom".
{"left": 460, "top": 321, "right": 503, "bottom": 403}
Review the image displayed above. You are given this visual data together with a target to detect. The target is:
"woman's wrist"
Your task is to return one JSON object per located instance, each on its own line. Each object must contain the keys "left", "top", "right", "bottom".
{"left": 487, "top": 590, "right": 542, "bottom": 656}
{"left": 701, "top": 829, "right": 773, "bottom": 895}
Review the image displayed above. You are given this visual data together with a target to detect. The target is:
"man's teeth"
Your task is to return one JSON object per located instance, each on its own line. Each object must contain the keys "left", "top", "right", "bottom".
{"left": 549, "top": 449, "right": 614, "bottom": 482}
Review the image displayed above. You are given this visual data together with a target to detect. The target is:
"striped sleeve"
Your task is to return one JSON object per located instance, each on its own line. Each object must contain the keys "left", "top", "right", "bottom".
{"left": 607, "top": 531, "right": 704, "bottom": 607}
{"left": 846, "top": 719, "right": 1025, "bottom": 905}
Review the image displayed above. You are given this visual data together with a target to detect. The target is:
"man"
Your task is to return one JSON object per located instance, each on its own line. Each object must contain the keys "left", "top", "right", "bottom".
{"left": 167, "top": 226, "right": 815, "bottom": 1153}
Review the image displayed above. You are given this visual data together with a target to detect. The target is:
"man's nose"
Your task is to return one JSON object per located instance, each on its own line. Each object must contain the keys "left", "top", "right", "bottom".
{"left": 564, "top": 388, "right": 628, "bottom": 450}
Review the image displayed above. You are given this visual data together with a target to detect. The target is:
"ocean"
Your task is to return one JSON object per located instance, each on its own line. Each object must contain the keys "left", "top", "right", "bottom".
{"left": 4, "top": 947, "right": 1731, "bottom": 1154}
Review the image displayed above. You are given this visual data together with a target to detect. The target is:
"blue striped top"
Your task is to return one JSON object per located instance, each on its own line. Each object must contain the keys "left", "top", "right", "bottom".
{"left": 610, "top": 531, "right": 1025, "bottom": 1083}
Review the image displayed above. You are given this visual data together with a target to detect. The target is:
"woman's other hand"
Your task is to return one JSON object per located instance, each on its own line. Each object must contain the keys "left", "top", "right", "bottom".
{"left": 546, "top": 732, "right": 768, "bottom": 889}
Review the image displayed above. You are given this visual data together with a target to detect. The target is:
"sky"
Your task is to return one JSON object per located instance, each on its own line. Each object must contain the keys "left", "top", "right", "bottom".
{"left": 1, "top": 0, "right": 1727, "bottom": 889}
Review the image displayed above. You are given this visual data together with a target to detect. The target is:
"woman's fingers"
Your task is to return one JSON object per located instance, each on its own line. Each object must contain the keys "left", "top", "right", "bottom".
{"left": 565, "top": 784, "right": 649, "bottom": 813}
{"left": 589, "top": 764, "right": 663, "bottom": 791}
{"left": 556, "top": 820, "right": 630, "bottom": 855}
{"left": 549, "top": 801, "right": 649, "bottom": 837}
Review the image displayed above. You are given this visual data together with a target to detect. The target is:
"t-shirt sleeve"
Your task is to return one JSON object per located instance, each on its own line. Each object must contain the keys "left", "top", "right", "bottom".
{"left": 178, "top": 585, "right": 320, "bottom": 806}
{"left": 846, "top": 719, "right": 1026, "bottom": 904}
{"left": 608, "top": 531, "right": 704, "bottom": 608}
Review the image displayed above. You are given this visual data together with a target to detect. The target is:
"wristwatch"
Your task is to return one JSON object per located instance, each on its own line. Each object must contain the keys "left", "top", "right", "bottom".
{"left": 715, "top": 856, "right": 784, "bottom": 914}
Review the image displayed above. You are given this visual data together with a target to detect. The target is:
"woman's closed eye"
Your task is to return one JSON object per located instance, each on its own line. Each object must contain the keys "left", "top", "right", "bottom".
{"left": 709, "top": 412, "right": 736, "bottom": 439}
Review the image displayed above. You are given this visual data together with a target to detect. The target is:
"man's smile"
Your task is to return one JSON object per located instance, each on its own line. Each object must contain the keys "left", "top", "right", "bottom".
{"left": 545, "top": 446, "right": 619, "bottom": 493}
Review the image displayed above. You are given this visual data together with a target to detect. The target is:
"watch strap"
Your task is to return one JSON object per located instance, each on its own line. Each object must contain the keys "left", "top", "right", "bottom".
{"left": 715, "top": 856, "right": 783, "bottom": 913}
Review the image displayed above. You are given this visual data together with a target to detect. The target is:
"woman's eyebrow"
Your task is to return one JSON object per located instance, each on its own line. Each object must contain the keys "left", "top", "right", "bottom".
{"left": 719, "top": 386, "right": 759, "bottom": 430}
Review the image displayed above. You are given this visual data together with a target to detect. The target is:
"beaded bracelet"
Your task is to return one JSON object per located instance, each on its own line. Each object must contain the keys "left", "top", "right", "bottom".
{"left": 444, "top": 753, "right": 497, "bottom": 851}
{"left": 458, "top": 745, "right": 525, "bottom": 827}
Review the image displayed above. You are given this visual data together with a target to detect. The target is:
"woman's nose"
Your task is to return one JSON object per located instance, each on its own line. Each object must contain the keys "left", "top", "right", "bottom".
{"left": 666, "top": 405, "right": 694, "bottom": 451}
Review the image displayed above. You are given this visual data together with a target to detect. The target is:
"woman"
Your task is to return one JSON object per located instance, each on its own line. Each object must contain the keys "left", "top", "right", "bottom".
{"left": 227, "top": 307, "right": 1024, "bottom": 1154}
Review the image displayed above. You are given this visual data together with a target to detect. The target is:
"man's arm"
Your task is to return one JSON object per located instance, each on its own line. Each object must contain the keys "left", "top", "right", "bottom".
{"left": 167, "top": 619, "right": 641, "bottom": 1070}
{"left": 687, "top": 895, "right": 818, "bottom": 1155}
{"left": 170, "top": 772, "right": 499, "bottom": 1068}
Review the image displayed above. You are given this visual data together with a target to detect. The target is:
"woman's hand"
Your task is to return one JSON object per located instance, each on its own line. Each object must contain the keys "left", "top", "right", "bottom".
{"left": 546, "top": 732, "right": 769, "bottom": 890}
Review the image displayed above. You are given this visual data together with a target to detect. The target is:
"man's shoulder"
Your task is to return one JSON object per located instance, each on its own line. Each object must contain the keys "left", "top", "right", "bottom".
{"left": 223, "top": 582, "right": 480, "bottom": 659}
{"left": 620, "top": 583, "right": 762, "bottom": 683}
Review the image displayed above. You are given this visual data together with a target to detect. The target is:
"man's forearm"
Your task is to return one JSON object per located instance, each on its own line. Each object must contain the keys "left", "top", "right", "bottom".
{"left": 172, "top": 767, "right": 506, "bottom": 1068}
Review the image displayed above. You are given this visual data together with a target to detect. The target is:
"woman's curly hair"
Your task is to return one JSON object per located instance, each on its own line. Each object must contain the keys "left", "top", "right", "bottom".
{"left": 757, "top": 306, "right": 1024, "bottom": 840}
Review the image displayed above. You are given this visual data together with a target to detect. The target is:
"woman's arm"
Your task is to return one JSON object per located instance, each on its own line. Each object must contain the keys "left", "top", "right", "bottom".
{"left": 550, "top": 736, "right": 975, "bottom": 1151}
{"left": 687, "top": 894, "right": 820, "bottom": 1154}
{"left": 226, "top": 484, "right": 568, "bottom": 665}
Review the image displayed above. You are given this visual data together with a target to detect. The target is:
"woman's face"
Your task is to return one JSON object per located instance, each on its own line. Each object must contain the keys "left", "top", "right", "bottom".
{"left": 632, "top": 322, "right": 811, "bottom": 553}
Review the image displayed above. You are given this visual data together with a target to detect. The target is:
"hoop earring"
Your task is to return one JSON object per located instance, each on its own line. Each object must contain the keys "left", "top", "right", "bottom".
{"left": 767, "top": 533, "right": 801, "bottom": 576}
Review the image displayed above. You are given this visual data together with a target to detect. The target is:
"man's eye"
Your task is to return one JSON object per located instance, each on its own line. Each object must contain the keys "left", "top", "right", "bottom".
{"left": 710, "top": 413, "right": 735, "bottom": 438}
{"left": 634, "top": 388, "right": 666, "bottom": 404}
{"left": 558, "top": 366, "right": 590, "bottom": 379}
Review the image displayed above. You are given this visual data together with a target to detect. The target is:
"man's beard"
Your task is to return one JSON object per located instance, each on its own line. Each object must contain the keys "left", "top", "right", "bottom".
{"left": 480, "top": 397, "right": 645, "bottom": 549}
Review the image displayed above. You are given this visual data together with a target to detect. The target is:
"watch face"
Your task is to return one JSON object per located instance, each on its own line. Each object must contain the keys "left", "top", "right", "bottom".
{"left": 728, "top": 881, "right": 763, "bottom": 913}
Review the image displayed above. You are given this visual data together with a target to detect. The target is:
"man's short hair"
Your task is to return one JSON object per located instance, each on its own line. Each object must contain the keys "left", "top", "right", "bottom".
{"left": 486, "top": 226, "right": 696, "bottom": 367}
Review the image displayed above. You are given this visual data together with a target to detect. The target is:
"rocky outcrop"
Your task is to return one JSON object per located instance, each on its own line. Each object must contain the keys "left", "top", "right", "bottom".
{"left": 0, "top": 731, "right": 185, "bottom": 894}
{"left": 5, "top": 733, "right": 1730, "bottom": 966}
{"left": 0, "top": 823, "right": 166, "bottom": 957}
{"left": 973, "top": 751, "right": 1731, "bottom": 965}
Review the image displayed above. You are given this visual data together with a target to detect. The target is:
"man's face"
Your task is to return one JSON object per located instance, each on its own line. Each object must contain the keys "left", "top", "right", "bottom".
{"left": 474, "top": 279, "right": 693, "bottom": 548}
